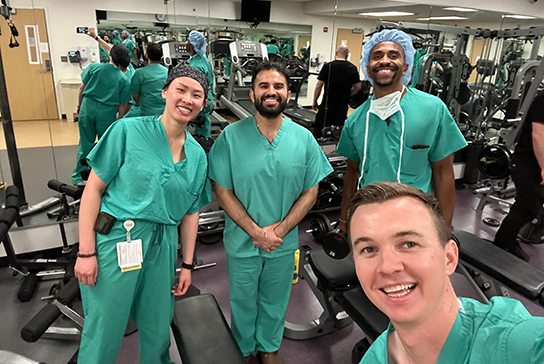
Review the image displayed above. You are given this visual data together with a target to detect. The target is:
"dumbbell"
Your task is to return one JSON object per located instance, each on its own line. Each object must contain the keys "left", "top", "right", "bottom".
{"left": 305, "top": 214, "right": 351, "bottom": 259}
{"left": 305, "top": 213, "right": 336, "bottom": 243}
{"left": 313, "top": 181, "right": 334, "bottom": 210}
{"left": 331, "top": 125, "right": 343, "bottom": 140}
{"left": 327, "top": 173, "right": 344, "bottom": 207}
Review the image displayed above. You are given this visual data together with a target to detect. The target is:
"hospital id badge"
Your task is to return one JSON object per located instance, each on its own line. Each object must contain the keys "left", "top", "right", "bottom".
{"left": 117, "top": 239, "right": 143, "bottom": 272}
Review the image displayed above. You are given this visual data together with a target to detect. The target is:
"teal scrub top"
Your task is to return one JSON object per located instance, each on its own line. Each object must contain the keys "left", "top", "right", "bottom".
{"left": 361, "top": 297, "right": 544, "bottom": 364}
{"left": 337, "top": 88, "right": 467, "bottom": 193}
{"left": 131, "top": 63, "right": 168, "bottom": 116}
{"left": 123, "top": 64, "right": 138, "bottom": 110}
{"left": 87, "top": 116, "right": 212, "bottom": 225}
{"left": 122, "top": 38, "right": 137, "bottom": 64}
{"left": 188, "top": 54, "right": 216, "bottom": 105}
{"left": 410, "top": 48, "right": 427, "bottom": 87}
{"left": 112, "top": 37, "right": 122, "bottom": 45}
{"left": 281, "top": 44, "right": 291, "bottom": 57}
{"left": 81, "top": 63, "right": 131, "bottom": 106}
{"left": 99, "top": 45, "right": 110, "bottom": 63}
{"left": 267, "top": 44, "right": 279, "bottom": 54}
{"left": 208, "top": 116, "right": 333, "bottom": 258}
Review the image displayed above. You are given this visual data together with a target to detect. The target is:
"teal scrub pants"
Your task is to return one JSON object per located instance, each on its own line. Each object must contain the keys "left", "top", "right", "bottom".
{"left": 72, "top": 97, "right": 117, "bottom": 184}
{"left": 78, "top": 220, "right": 177, "bottom": 364}
{"left": 226, "top": 253, "right": 295, "bottom": 356}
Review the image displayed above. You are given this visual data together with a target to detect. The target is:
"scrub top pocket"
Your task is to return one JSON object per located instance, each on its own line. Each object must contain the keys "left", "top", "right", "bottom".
{"left": 401, "top": 146, "right": 429, "bottom": 176}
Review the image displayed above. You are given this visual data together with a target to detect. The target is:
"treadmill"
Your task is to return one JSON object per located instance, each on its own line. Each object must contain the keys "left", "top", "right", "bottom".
{"left": 283, "top": 66, "right": 318, "bottom": 130}
{"left": 219, "top": 40, "right": 269, "bottom": 119}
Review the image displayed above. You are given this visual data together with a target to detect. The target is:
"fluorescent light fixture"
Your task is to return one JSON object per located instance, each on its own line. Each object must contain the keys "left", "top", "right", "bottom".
{"left": 417, "top": 16, "right": 468, "bottom": 20}
{"left": 359, "top": 11, "right": 414, "bottom": 17}
{"left": 443, "top": 7, "right": 478, "bottom": 12}
{"left": 504, "top": 14, "right": 536, "bottom": 19}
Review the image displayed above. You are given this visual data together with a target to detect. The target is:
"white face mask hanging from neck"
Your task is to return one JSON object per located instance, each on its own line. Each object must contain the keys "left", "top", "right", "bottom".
{"left": 368, "top": 86, "right": 405, "bottom": 120}
{"left": 358, "top": 86, "right": 406, "bottom": 189}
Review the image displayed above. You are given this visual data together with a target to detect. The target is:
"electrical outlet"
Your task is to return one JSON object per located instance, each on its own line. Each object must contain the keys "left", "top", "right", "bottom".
{"left": 61, "top": 56, "right": 68, "bottom": 62}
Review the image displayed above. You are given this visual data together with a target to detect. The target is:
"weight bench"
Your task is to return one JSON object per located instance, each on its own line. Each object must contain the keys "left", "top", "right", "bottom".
{"left": 171, "top": 293, "right": 246, "bottom": 364}
{"left": 452, "top": 230, "right": 544, "bottom": 305}
{"left": 301, "top": 249, "right": 389, "bottom": 362}
{"left": 284, "top": 246, "right": 356, "bottom": 340}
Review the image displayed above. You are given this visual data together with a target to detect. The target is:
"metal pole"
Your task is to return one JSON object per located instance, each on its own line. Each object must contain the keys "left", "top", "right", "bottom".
{"left": 0, "top": 40, "right": 26, "bottom": 204}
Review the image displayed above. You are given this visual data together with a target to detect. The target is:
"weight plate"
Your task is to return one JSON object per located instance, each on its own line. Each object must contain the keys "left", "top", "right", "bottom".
{"left": 322, "top": 229, "right": 350, "bottom": 259}
{"left": 478, "top": 144, "right": 512, "bottom": 179}
{"left": 310, "top": 213, "right": 331, "bottom": 243}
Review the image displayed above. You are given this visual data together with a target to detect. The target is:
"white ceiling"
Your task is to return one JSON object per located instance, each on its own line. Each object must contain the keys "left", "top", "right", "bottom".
{"left": 295, "top": 0, "right": 544, "bottom": 26}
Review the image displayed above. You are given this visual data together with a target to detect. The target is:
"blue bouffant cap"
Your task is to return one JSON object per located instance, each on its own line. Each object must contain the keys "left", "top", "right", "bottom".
{"left": 188, "top": 30, "right": 206, "bottom": 55}
{"left": 361, "top": 29, "right": 415, "bottom": 86}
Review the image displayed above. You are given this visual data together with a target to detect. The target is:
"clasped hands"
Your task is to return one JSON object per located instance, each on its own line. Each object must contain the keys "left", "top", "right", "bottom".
{"left": 252, "top": 222, "right": 283, "bottom": 253}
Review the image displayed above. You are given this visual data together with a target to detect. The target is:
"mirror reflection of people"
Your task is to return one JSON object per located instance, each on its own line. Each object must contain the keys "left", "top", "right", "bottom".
{"left": 121, "top": 29, "right": 138, "bottom": 65}
{"left": 74, "top": 65, "right": 212, "bottom": 364}
{"left": 112, "top": 30, "right": 122, "bottom": 45}
{"left": 348, "top": 182, "right": 544, "bottom": 364}
{"left": 98, "top": 30, "right": 111, "bottom": 63}
{"left": 493, "top": 93, "right": 544, "bottom": 261}
{"left": 208, "top": 62, "right": 333, "bottom": 363}
{"left": 85, "top": 27, "right": 139, "bottom": 119}
{"left": 186, "top": 30, "right": 215, "bottom": 138}
{"left": 266, "top": 39, "right": 279, "bottom": 54}
{"left": 131, "top": 42, "right": 169, "bottom": 117}
{"left": 337, "top": 29, "right": 467, "bottom": 231}
{"left": 72, "top": 43, "right": 132, "bottom": 185}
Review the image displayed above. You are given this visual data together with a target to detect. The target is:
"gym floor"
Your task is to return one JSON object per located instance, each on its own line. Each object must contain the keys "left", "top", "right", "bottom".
{"left": 2, "top": 186, "right": 544, "bottom": 364}
{"left": 1, "top": 119, "right": 543, "bottom": 363}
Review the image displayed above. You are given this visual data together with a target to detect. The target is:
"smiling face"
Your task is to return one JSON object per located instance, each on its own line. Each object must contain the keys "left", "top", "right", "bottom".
{"left": 367, "top": 41, "right": 408, "bottom": 89}
{"left": 350, "top": 197, "right": 458, "bottom": 326}
{"left": 162, "top": 77, "right": 205, "bottom": 125}
{"left": 250, "top": 69, "right": 291, "bottom": 119}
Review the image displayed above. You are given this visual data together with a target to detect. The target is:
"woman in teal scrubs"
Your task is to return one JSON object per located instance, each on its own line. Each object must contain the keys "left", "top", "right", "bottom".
{"left": 71, "top": 42, "right": 132, "bottom": 184}
{"left": 186, "top": 30, "right": 215, "bottom": 137}
{"left": 74, "top": 65, "right": 212, "bottom": 364}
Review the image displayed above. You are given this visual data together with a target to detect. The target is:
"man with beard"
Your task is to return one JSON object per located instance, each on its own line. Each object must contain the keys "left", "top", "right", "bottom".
{"left": 336, "top": 29, "right": 466, "bottom": 231}
{"left": 208, "top": 62, "right": 333, "bottom": 364}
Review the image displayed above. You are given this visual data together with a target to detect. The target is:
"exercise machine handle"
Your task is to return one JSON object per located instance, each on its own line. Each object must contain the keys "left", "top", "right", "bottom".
{"left": 47, "top": 179, "right": 83, "bottom": 200}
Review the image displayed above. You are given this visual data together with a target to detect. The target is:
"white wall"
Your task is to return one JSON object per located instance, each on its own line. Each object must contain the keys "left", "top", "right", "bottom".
{"left": 10, "top": 0, "right": 544, "bottom": 110}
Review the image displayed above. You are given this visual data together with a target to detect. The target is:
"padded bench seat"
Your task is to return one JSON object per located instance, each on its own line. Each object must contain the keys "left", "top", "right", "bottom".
{"left": 335, "top": 287, "right": 389, "bottom": 342}
{"left": 453, "top": 230, "right": 544, "bottom": 305}
{"left": 308, "top": 249, "right": 360, "bottom": 291}
{"left": 171, "top": 294, "right": 246, "bottom": 364}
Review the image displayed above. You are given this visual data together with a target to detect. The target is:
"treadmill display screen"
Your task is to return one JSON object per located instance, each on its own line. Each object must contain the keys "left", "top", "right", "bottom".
{"left": 238, "top": 42, "right": 260, "bottom": 56}
{"left": 176, "top": 43, "right": 188, "bottom": 54}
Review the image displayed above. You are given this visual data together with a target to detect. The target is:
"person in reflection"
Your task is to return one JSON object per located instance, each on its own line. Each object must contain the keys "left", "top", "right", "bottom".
{"left": 71, "top": 42, "right": 131, "bottom": 185}
{"left": 131, "top": 42, "right": 169, "bottom": 117}
{"left": 74, "top": 65, "right": 211, "bottom": 364}
{"left": 348, "top": 181, "right": 544, "bottom": 364}
{"left": 186, "top": 30, "right": 215, "bottom": 138}
{"left": 208, "top": 61, "right": 333, "bottom": 363}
